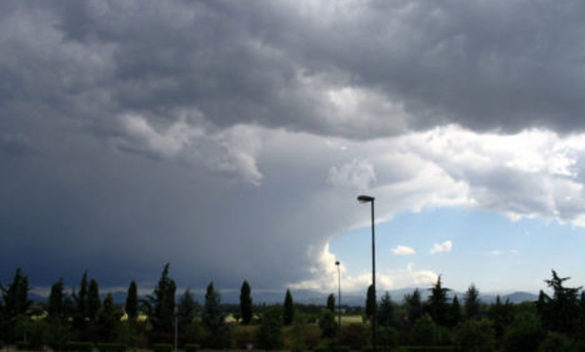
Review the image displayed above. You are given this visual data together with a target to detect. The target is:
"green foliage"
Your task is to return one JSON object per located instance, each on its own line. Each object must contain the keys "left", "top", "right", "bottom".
{"left": 452, "top": 319, "right": 495, "bottom": 352}
{"left": 96, "top": 342, "right": 126, "bottom": 352}
{"left": 503, "top": 312, "right": 545, "bottom": 352}
{"left": 240, "top": 281, "right": 253, "bottom": 325}
{"left": 447, "top": 296, "right": 461, "bottom": 328}
{"left": 377, "top": 292, "right": 394, "bottom": 327}
{"left": 125, "top": 281, "right": 138, "bottom": 321}
{"left": 152, "top": 343, "right": 173, "bottom": 352}
{"left": 88, "top": 279, "right": 101, "bottom": 321}
{"left": 232, "top": 325, "right": 258, "bottom": 349}
{"left": 97, "top": 293, "right": 122, "bottom": 342}
{"left": 427, "top": 276, "right": 450, "bottom": 327}
{"left": 411, "top": 314, "right": 437, "bottom": 346}
{"left": 48, "top": 278, "right": 66, "bottom": 320}
{"left": 289, "top": 313, "right": 307, "bottom": 352}
{"left": 178, "top": 289, "right": 198, "bottom": 335}
{"left": 257, "top": 306, "right": 283, "bottom": 350}
{"left": 365, "top": 285, "right": 376, "bottom": 322}
{"left": 463, "top": 285, "right": 480, "bottom": 320}
{"left": 405, "top": 289, "right": 424, "bottom": 326}
{"left": 73, "top": 271, "right": 89, "bottom": 334}
{"left": 0, "top": 268, "right": 31, "bottom": 319}
{"left": 284, "top": 289, "right": 294, "bottom": 326}
{"left": 201, "top": 282, "right": 229, "bottom": 348}
{"left": 377, "top": 326, "right": 399, "bottom": 349}
{"left": 540, "top": 270, "right": 581, "bottom": 336}
{"left": 150, "top": 263, "right": 177, "bottom": 339}
{"left": 338, "top": 323, "right": 368, "bottom": 350}
{"left": 319, "top": 309, "right": 337, "bottom": 338}
{"left": 489, "top": 296, "right": 513, "bottom": 339}
{"left": 538, "top": 332, "right": 575, "bottom": 352}
{"left": 184, "top": 343, "right": 200, "bottom": 352}
{"left": 64, "top": 341, "right": 95, "bottom": 351}
{"left": 327, "top": 294, "right": 336, "bottom": 313}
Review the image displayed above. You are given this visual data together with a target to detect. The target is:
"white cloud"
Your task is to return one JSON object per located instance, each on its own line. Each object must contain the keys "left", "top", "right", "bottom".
{"left": 327, "top": 159, "right": 376, "bottom": 189}
{"left": 391, "top": 245, "right": 416, "bottom": 255}
{"left": 430, "top": 240, "right": 453, "bottom": 254}
{"left": 488, "top": 250, "right": 502, "bottom": 256}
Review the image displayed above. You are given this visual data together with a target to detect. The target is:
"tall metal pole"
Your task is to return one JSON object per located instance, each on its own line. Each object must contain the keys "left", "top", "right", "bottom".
{"left": 370, "top": 199, "right": 376, "bottom": 351}
{"left": 336, "top": 261, "right": 341, "bottom": 328}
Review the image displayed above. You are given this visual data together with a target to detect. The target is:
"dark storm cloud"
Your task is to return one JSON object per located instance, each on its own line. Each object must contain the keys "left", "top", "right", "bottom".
{"left": 3, "top": 0, "right": 585, "bottom": 291}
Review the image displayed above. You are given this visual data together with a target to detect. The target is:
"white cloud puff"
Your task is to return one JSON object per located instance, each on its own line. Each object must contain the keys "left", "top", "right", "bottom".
{"left": 430, "top": 240, "right": 453, "bottom": 254}
{"left": 392, "top": 245, "right": 416, "bottom": 255}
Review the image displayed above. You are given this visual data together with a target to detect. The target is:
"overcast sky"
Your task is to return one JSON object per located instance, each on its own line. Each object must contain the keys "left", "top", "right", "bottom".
{"left": 3, "top": 0, "right": 585, "bottom": 296}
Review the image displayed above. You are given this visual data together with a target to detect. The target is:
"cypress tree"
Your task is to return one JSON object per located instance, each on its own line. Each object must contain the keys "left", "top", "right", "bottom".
{"left": 240, "top": 281, "right": 253, "bottom": 325}
{"left": 178, "top": 289, "right": 197, "bottom": 334}
{"left": 464, "top": 284, "right": 481, "bottom": 320}
{"left": 365, "top": 284, "right": 376, "bottom": 321}
{"left": 48, "top": 278, "right": 65, "bottom": 320}
{"left": 125, "top": 281, "right": 138, "bottom": 321}
{"left": 88, "top": 279, "right": 101, "bottom": 321}
{"left": 283, "top": 289, "right": 294, "bottom": 325}
{"left": 326, "top": 293, "right": 335, "bottom": 313}
{"left": 202, "top": 282, "right": 224, "bottom": 333}
{"left": 151, "top": 263, "right": 176, "bottom": 336}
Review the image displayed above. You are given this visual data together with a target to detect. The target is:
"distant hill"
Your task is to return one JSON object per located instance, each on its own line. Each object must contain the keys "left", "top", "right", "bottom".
{"left": 28, "top": 287, "right": 538, "bottom": 306}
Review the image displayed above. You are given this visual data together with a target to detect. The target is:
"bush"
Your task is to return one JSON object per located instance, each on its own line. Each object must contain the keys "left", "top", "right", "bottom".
{"left": 96, "top": 343, "right": 126, "bottom": 352}
{"left": 503, "top": 312, "right": 545, "bottom": 352}
{"left": 152, "top": 343, "right": 173, "bottom": 352}
{"left": 410, "top": 314, "right": 437, "bottom": 346}
{"left": 232, "top": 325, "right": 258, "bottom": 349}
{"left": 452, "top": 319, "right": 495, "bottom": 352}
{"left": 338, "top": 323, "right": 369, "bottom": 349}
{"left": 64, "top": 342, "right": 94, "bottom": 351}
{"left": 538, "top": 332, "right": 574, "bottom": 352}
{"left": 256, "top": 307, "right": 283, "bottom": 350}
{"left": 184, "top": 343, "right": 200, "bottom": 352}
{"left": 378, "top": 327, "right": 399, "bottom": 349}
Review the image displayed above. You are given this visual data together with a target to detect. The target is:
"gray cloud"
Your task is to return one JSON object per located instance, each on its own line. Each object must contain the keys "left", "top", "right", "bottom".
{"left": 3, "top": 0, "right": 585, "bottom": 291}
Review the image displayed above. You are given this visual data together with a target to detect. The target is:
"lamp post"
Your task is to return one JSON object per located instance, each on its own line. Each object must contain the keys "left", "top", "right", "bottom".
{"left": 174, "top": 305, "right": 178, "bottom": 352}
{"left": 357, "top": 194, "right": 376, "bottom": 350}
{"left": 335, "top": 260, "right": 341, "bottom": 329}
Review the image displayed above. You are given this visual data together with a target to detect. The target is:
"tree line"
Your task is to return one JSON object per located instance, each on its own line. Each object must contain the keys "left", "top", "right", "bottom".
{"left": 2, "top": 265, "right": 585, "bottom": 351}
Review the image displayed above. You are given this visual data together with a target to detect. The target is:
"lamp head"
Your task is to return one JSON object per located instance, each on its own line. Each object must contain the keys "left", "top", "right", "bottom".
{"left": 335, "top": 261, "right": 340, "bottom": 266}
{"left": 357, "top": 195, "right": 375, "bottom": 203}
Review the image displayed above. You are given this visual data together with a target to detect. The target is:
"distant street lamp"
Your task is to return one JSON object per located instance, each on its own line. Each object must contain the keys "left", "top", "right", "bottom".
{"left": 357, "top": 194, "right": 376, "bottom": 350}
{"left": 335, "top": 260, "right": 341, "bottom": 328}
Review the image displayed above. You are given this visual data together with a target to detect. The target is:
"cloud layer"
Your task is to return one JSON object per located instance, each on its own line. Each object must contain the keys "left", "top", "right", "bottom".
{"left": 3, "top": 0, "right": 585, "bottom": 291}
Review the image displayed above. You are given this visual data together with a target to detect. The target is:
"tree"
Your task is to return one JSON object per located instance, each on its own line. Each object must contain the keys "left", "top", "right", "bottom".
{"left": 464, "top": 284, "right": 481, "bottom": 320}
{"left": 411, "top": 313, "right": 437, "bottom": 346}
{"left": 427, "top": 276, "right": 449, "bottom": 326}
{"left": 87, "top": 279, "right": 101, "bottom": 321}
{"left": 448, "top": 295, "right": 462, "bottom": 327}
{"left": 0, "top": 268, "right": 31, "bottom": 342}
{"left": 178, "top": 289, "right": 197, "bottom": 334}
{"left": 319, "top": 309, "right": 337, "bottom": 338}
{"left": 97, "top": 293, "right": 122, "bottom": 342}
{"left": 365, "top": 284, "right": 376, "bottom": 322}
{"left": 257, "top": 306, "right": 283, "bottom": 349}
{"left": 149, "top": 263, "right": 177, "bottom": 338}
{"left": 327, "top": 293, "right": 335, "bottom": 313}
{"left": 72, "top": 271, "right": 89, "bottom": 338}
{"left": 125, "top": 280, "right": 138, "bottom": 321}
{"left": 503, "top": 312, "right": 544, "bottom": 352}
{"left": 283, "top": 289, "right": 294, "bottom": 326}
{"left": 377, "top": 292, "right": 394, "bottom": 327}
{"left": 452, "top": 319, "right": 496, "bottom": 352}
{"left": 488, "top": 296, "right": 513, "bottom": 340}
{"left": 540, "top": 270, "right": 581, "bottom": 336}
{"left": 405, "top": 288, "right": 423, "bottom": 325}
{"left": 239, "top": 281, "right": 253, "bottom": 325}
{"left": 202, "top": 282, "right": 228, "bottom": 348}
{"left": 48, "top": 278, "right": 65, "bottom": 320}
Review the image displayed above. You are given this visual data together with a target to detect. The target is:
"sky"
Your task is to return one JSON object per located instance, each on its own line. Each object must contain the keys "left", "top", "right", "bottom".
{"left": 2, "top": 0, "right": 585, "bottom": 297}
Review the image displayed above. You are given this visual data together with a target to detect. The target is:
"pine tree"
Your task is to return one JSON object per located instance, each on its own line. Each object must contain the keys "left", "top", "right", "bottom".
{"left": 377, "top": 291, "right": 394, "bottom": 327}
{"left": 48, "top": 278, "right": 65, "bottom": 320}
{"left": 448, "top": 295, "right": 461, "bottom": 327}
{"left": 202, "top": 282, "right": 224, "bottom": 333}
{"left": 283, "top": 289, "right": 294, "bottom": 325}
{"left": 405, "top": 288, "right": 423, "bottom": 325}
{"left": 427, "top": 275, "right": 449, "bottom": 326}
{"left": 464, "top": 284, "right": 481, "bottom": 320}
{"left": 151, "top": 263, "right": 177, "bottom": 337}
{"left": 0, "top": 268, "right": 31, "bottom": 317}
{"left": 97, "top": 293, "right": 122, "bottom": 342}
{"left": 365, "top": 284, "right": 376, "bottom": 321}
{"left": 240, "top": 281, "right": 253, "bottom": 325}
{"left": 73, "top": 271, "right": 89, "bottom": 336}
{"left": 178, "top": 289, "right": 197, "bottom": 334}
{"left": 326, "top": 293, "right": 335, "bottom": 313}
{"left": 541, "top": 270, "right": 581, "bottom": 335}
{"left": 88, "top": 279, "right": 101, "bottom": 321}
{"left": 125, "top": 281, "right": 138, "bottom": 321}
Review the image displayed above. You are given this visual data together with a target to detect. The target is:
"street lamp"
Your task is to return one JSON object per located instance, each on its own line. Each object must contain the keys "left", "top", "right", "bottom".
{"left": 357, "top": 194, "right": 376, "bottom": 350}
{"left": 335, "top": 260, "right": 341, "bottom": 328}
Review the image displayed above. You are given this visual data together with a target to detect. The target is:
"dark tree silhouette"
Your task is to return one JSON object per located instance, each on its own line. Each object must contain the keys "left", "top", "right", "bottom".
{"left": 240, "top": 281, "right": 253, "bottom": 325}
{"left": 427, "top": 275, "right": 450, "bottom": 326}
{"left": 327, "top": 293, "right": 335, "bottom": 313}
{"left": 283, "top": 289, "right": 294, "bottom": 325}
{"left": 125, "top": 280, "right": 138, "bottom": 321}
{"left": 377, "top": 291, "right": 394, "bottom": 327}
{"left": 464, "top": 284, "right": 481, "bottom": 320}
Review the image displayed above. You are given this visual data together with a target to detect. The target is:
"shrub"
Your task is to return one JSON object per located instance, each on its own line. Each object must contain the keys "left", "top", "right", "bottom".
{"left": 503, "top": 312, "right": 545, "bottom": 352}
{"left": 232, "top": 325, "right": 258, "bottom": 349}
{"left": 538, "top": 332, "right": 574, "bottom": 352}
{"left": 256, "top": 306, "right": 283, "bottom": 350}
{"left": 184, "top": 343, "right": 200, "bottom": 352}
{"left": 64, "top": 342, "right": 94, "bottom": 351}
{"left": 96, "top": 342, "right": 126, "bottom": 352}
{"left": 411, "top": 314, "right": 437, "bottom": 346}
{"left": 378, "top": 327, "right": 399, "bottom": 349}
{"left": 338, "top": 323, "right": 368, "bottom": 349}
{"left": 152, "top": 343, "right": 173, "bottom": 352}
{"left": 452, "top": 319, "right": 495, "bottom": 352}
